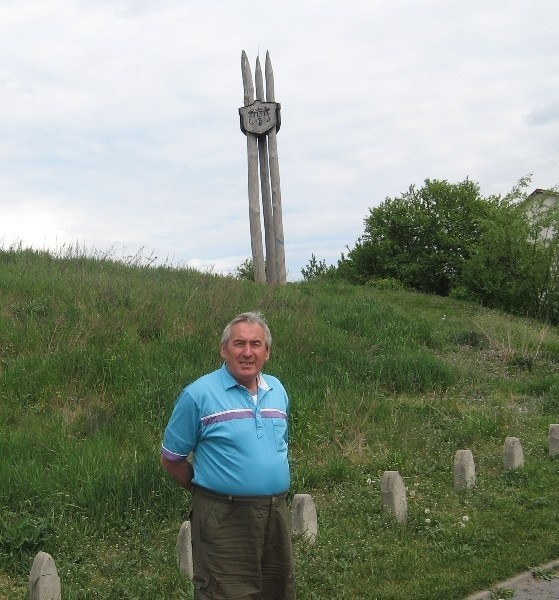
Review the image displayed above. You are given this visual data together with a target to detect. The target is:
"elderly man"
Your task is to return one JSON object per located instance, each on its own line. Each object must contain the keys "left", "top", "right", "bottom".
{"left": 161, "top": 311, "right": 295, "bottom": 599}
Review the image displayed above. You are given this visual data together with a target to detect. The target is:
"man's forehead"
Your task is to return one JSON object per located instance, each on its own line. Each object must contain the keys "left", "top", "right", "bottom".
{"left": 229, "top": 322, "right": 266, "bottom": 340}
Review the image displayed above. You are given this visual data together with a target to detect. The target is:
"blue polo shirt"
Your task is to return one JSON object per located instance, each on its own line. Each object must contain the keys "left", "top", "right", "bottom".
{"left": 161, "top": 364, "right": 290, "bottom": 496}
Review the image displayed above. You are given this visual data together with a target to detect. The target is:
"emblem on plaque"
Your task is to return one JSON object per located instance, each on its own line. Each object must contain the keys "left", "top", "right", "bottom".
{"left": 239, "top": 100, "right": 281, "bottom": 136}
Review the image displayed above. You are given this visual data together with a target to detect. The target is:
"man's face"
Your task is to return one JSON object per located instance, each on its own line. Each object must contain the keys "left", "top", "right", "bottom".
{"left": 220, "top": 321, "right": 270, "bottom": 389}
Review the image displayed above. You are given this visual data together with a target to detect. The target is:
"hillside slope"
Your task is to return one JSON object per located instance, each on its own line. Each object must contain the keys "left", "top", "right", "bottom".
{"left": 1, "top": 248, "right": 558, "bottom": 599}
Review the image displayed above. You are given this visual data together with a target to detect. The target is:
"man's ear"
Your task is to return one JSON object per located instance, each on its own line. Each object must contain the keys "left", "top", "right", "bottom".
{"left": 219, "top": 344, "right": 226, "bottom": 359}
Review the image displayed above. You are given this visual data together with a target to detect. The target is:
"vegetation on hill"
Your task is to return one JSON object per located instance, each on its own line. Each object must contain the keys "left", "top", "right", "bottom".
{"left": 1, "top": 245, "right": 558, "bottom": 599}
{"left": 305, "top": 176, "right": 559, "bottom": 324}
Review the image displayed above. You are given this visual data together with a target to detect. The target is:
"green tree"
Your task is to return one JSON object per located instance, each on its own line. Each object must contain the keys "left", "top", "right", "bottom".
{"left": 344, "top": 178, "right": 493, "bottom": 294}
{"left": 460, "top": 177, "right": 559, "bottom": 322}
{"left": 458, "top": 198, "right": 533, "bottom": 311}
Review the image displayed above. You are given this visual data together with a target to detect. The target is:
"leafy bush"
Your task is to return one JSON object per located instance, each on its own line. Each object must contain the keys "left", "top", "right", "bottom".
{"left": 0, "top": 512, "right": 51, "bottom": 574}
{"left": 234, "top": 257, "right": 255, "bottom": 281}
{"left": 301, "top": 254, "right": 338, "bottom": 281}
{"left": 366, "top": 277, "right": 404, "bottom": 290}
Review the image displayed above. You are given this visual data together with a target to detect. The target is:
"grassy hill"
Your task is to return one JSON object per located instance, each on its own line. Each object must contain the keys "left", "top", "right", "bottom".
{"left": 1, "top": 247, "right": 558, "bottom": 599}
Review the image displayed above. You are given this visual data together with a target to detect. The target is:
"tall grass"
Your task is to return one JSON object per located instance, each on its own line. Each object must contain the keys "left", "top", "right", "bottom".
{"left": 1, "top": 246, "right": 559, "bottom": 599}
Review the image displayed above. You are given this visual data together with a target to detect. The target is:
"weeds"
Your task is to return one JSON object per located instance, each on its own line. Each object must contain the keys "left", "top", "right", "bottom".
{"left": 474, "top": 315, "right": 550, "bottom": 371}
{"left": 0, "top": 512, "right": 51, "bottom": 574}
{"left": 488, "top": 590, "right": 515, "bottom": 599}
{"left": 531, "top": 566, "right": 558, "bottom": 580}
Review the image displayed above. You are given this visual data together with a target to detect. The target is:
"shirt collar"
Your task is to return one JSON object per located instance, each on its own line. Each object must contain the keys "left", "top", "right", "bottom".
{"left": 220, "top": 363, "right": 270, "bottom": 391}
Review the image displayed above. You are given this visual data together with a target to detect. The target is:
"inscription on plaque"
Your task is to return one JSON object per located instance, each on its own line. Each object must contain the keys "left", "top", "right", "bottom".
{"left": 239, "top": 100, "right": 280, "bottom": 136}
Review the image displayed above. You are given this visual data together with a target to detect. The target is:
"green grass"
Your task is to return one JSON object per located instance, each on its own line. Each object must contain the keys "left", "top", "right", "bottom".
{"left": 1, "top": 245, "right": 559, "bottom": 599}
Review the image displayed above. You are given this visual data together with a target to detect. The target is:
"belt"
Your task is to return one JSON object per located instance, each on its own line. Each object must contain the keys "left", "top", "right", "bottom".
{"left": 194, "top": 485, "right": 288, "bottom": 506}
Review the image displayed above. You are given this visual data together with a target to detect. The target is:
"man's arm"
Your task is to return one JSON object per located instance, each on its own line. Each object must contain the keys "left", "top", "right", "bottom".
{"left": 160, "top": 455, "right": 194, "bottom": 491}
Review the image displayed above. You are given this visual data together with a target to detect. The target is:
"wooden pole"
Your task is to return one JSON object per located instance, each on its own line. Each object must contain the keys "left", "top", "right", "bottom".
{"left": 241, "top": 51, "right": 266, "bottom": 283}
{"left": 265, "top": 51, "right": 287, "bottom": 283}
{"left": 255, "top": 56, "right": 277, "bottom": 284}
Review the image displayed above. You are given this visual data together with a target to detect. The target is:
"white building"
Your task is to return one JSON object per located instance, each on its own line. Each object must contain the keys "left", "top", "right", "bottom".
{"left": 522, "top": 188, "right": 559, "bottom": 242}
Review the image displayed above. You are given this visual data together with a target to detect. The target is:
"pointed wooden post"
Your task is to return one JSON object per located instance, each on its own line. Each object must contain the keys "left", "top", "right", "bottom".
{"left": 265, "top": 51, "right": 287, "bottom": 284}
{"left": 241, "top": 51, "right": 266, "bottom": 283}
{"left": 255, "top": 57, "right": 277, "bottom": 283}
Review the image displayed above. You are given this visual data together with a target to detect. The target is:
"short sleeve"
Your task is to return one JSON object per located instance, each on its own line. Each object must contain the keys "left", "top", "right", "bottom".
{"left": 161, "top": 388, "right": 200, "bottom": 458}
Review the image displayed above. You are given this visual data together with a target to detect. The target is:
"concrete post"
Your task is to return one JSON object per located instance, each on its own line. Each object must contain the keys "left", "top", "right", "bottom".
{"left": 176, "top": 520, "right": 193, "bottom": 580}
{"left": 28, "top": 552, "right": 61, "bottom": 600}
{"left": 549, "top": 424, "right": 559, "bottom": 457}
{"left": 292, "top": 493, "right": 318, "bottom": 543}
{"left": 380, "top": 471, "right": 407, "bottom": 523}
{"left": 454, "top": 449, "right": 476, "bottom": 491}
{"left": 503, "top": 437, "right": 524, "bottom": 470}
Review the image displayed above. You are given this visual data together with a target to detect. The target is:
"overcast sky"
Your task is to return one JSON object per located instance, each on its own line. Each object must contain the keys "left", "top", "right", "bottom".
{"left": 1, "top": 1, "right": 558, "bottom": 280}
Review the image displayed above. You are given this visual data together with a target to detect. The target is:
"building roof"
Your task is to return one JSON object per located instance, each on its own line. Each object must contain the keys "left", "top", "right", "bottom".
{"left": 527, "top": 188, "right": 559, "bottom": 200}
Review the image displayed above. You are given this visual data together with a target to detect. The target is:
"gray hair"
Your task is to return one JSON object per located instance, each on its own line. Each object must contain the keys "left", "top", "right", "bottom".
{"left": 220, "top": 311, "right": 272, "bottom": 349}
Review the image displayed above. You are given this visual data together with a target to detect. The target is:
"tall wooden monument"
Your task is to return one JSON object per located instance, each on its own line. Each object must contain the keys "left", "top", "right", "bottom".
{"left": 239, "top": 50, "right": 286, "bottom": 284}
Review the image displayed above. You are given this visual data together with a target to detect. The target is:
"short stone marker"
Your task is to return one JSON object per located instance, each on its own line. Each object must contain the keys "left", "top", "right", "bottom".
{"left": 28, "top": 551, "right": 61, "bottom": 600}
{"left": 503, "top": 436, "right": 524, "bottom": 469}
{"left": 176, "top": 520, "right": 193, "bottom": 580}
{"left": 454, "top": 449, "right": 476, "bottom": 491}
{"left": 549, "top": 424, "right": 559, "bottom": 457}
{"left": 380, "top": 471, "right": 407, "bottom": 523}
{"left": 291, "top": 493, "right": 318, "bottom": 542}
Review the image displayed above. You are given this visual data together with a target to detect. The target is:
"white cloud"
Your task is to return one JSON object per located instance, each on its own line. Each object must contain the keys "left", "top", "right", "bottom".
{"left": 524, "top": 101, "right": 559, "bottom": 126}
{"left": 1, "top": 0, "right": 558, "bottom": 279}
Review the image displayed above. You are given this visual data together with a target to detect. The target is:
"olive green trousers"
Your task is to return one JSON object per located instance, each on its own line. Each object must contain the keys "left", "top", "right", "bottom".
{"left": 190, "top": 486, "right": 296, "bottom": 599}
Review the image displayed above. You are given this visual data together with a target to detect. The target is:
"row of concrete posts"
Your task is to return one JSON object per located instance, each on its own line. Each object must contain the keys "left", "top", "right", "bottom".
{"left": 27, "top": 425, "right": 559, "bottom": 597}
{"left": 383, "top": 426, "right": 559, "bottom": 524}
{"left": 26, "top": 493, "right": 319, "bottom": 599}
